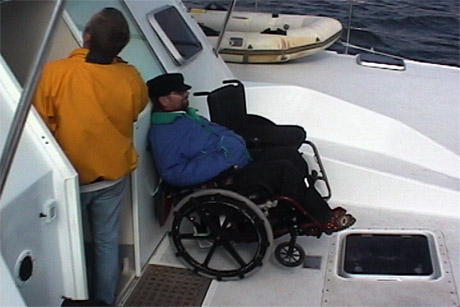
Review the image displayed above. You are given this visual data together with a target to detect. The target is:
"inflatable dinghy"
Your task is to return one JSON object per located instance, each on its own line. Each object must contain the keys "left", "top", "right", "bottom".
{"left": 190, "top": 8, "right": 343, "bottom": 63}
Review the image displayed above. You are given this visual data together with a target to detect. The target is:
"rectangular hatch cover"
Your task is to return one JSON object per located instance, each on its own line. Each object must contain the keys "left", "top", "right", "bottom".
{"left": 322, "top": 229, "right": 458, "bottom": 306}
{"left": 343, "top": 233, "right": 433, "bottom": 276}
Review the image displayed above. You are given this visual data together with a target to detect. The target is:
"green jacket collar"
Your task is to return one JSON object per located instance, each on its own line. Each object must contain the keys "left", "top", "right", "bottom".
{"left": 151, "top": 108, "right": 201, "bottom": 124}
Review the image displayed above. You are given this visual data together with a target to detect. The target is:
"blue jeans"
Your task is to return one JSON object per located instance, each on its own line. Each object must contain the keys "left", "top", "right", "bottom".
{"left": 80, "top": 177, "right": 127, "bottom": 305}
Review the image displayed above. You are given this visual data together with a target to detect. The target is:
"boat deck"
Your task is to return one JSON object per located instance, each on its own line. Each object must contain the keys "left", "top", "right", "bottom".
{"left": 119, "top": 52, "right": 460, "bottom": 306}
{"left": 135, "top": 202, "right": 459, "bottom": 306}
{"left": 2, "top": 2, "right": 459, "bottom": 306}
{"left": 228, "top": 51, "right": 460, "bottom": 156}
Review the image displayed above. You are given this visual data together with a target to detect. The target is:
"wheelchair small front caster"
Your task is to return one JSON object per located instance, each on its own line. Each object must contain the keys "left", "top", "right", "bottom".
{"left": 275, "top": 242, "right": 305, "bottom": 267}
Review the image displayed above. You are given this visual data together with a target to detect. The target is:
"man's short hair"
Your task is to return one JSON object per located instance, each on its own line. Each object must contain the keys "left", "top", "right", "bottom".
{"left": 84, "top": 8, "right": 130, "bottom": 58}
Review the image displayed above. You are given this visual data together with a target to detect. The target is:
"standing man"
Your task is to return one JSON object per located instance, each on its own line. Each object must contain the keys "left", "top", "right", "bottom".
{"left": 33, "top": 8, "right": 148, "bottom": 305}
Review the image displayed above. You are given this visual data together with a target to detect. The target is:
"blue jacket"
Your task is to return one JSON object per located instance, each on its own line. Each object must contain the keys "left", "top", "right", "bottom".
{"left": 148, "top": 108, "right": 250, "bottom": 187}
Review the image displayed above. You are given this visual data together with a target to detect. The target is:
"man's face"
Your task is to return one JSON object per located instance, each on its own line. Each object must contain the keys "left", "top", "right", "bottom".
{"left": 162, "top": 90, "right": 189, "bottom": 111}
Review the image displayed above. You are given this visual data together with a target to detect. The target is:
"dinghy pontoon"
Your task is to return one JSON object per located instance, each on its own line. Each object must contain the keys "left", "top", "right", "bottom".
{"left": 191, "top": 8, "right": 342, "bottom": 63}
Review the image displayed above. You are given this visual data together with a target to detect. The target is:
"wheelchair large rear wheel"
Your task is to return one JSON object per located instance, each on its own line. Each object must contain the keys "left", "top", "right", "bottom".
{"left": 170, "top": 189, "right": 273, "bottom": 280}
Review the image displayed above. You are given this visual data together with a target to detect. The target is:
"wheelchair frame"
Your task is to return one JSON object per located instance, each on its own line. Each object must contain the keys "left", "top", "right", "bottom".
{"left": 164, "top": 79, "right": 333, "bottom": 279}
{"left": 167, "top": 178, "right": 326, "bottom": 280}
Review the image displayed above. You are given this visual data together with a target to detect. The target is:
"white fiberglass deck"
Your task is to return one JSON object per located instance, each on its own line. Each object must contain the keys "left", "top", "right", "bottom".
{"left": 146, "top": 203, "right": 459, "bottom": 306}
{"left": 228, "top": 51, "right": 460, "bottom": 156}
{"left": 137, "top": 51, "right": 460, "bottom": 307}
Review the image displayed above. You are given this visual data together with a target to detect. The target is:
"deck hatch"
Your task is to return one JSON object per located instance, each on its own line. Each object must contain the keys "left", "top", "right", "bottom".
{"left": 322, "top": 229, "right": 458, "bottom": 306}
{"left": 343, "top": 234, "right": 433, "bottom": 276}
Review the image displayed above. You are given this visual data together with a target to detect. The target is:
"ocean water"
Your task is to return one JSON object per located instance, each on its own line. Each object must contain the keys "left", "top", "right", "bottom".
{"left": 182, "top": 0, "right": 460, "bottom": 67}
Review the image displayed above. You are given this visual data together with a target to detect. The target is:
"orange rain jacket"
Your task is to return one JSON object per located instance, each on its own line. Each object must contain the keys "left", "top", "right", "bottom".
{"left": 33, "top": 48, "right": 148, "bottom": 184}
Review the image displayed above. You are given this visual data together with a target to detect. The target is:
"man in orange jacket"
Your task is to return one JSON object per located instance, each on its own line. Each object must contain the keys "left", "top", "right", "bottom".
{"left": 33, "top": 8, "right": 148, "bottom": 305}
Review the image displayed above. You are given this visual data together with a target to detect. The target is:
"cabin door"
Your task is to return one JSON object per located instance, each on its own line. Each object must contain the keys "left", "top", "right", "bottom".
{"left": 0, "top": 1, "right": 90, "bottom": 304}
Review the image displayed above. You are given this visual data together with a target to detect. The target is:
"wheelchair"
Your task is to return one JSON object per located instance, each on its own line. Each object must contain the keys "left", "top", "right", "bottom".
{"left": 162, "top": 80, "right": 333, "bottom": 280}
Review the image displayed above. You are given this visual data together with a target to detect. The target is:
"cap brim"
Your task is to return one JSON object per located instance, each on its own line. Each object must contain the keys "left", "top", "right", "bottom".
{"left": 180, "top": 84, "right": 192, "bottom": 91}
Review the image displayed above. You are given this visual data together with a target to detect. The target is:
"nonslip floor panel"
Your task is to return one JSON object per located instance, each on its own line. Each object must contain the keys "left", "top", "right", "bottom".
{"left": 124, "top": 265, "right": 212, "bottom": 306}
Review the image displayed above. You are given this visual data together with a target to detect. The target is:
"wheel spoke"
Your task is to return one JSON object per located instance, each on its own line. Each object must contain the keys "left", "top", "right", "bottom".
{"left": 202, "top": 241, "right": 219, "bottom": 267}
{"left": 282, "top": 248, "right": 300, "bottom": 262}
{"left": 222, "top": 241, "right": 246, "bottom": 267}
{"left": 172, "top": 192, "right": 273, "bottom": 279}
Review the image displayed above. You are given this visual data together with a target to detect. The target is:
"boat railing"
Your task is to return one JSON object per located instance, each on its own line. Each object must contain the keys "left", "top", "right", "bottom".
{"left": 340, "top": 41, "right": 406, "bottom": 60}
{"left": 0, "top": 0, "right": 64, "bottom": 200}
{"left": 214, "top": 0, "right": 238, "bottom": 56}
{"left": 342, "top": 0, "right": 405, "bottom": 59}
{"left": 344, "top": 0, "right": 353, "bottom": 55}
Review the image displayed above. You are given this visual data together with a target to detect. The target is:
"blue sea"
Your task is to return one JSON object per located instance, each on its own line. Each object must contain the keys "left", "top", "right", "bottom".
{"left": 182, "top": 0, "right": 460, "bottom": 67}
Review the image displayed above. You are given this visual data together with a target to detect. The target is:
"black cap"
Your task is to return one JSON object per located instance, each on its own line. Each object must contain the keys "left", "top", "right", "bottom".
{"left": 146, "top": 73, "right": 191, "bottom": 99}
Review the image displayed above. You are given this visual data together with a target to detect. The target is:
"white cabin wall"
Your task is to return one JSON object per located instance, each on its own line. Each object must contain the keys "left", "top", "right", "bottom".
{"left": 124, "top": 0, "right": 235, "bottom": 118}
{"left": 0, "top": 55, "right": 86, "bottom": 305}
{"left": 0, "top": 2, "right": 96, "bottom": 304}
{"left": 0, "top": 253, "right": 26, "bottom": 306}
{"left": 47, "top": 15, "right": 80, "bottom": 62}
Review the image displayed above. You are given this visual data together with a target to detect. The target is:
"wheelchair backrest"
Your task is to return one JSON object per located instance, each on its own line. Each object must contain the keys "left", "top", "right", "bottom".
{"left": 206, "top": 80, "right": 248, "bottom": 131}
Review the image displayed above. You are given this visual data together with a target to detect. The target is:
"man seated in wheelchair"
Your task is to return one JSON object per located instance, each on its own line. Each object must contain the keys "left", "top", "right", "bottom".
{"left": 147, "top": 73, "right": 355, "bottom": 235}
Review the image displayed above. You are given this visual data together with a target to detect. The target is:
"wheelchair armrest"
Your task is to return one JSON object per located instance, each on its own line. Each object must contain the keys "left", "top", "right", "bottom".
{"left": 244, "top": 115, "right": 307, "bottom": 138}
{"left": 239, "top": 115, "right": 275, "bottom": 148}
{"left": 246, "top": 114, "right": 277, "bottom": 126}
{"left": 246, "top": 115, "right": 307, "bottom": 138}
{"left": 237, "top": 115, "right": 306, "bottom": 149}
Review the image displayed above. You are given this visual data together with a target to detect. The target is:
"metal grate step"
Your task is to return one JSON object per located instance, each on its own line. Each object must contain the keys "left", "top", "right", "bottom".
{"left": 123, "top": 264, "right": 212, "bottom": 306}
